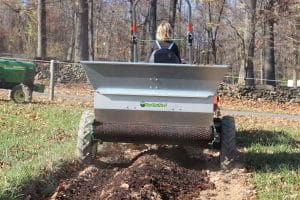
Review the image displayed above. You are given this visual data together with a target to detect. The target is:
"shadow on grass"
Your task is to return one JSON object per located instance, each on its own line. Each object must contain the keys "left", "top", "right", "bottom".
{"left": 237, "top": 129, "right": 297, "bottom": 147}
{"left": 237, "top": 129, "right": 300, "bottom": 171}
{"left": 0, "top": 97, "right": 48, "bottom": 104}
{"left": 1, "top": 160, "right": 85, "bottom": 200}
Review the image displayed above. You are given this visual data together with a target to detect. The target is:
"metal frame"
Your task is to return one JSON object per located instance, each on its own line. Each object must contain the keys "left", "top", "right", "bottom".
{"left": 81, "top": 61, "right": 228, "bottom": 144}
{"left": 132, "top": 0, "right": 193, "bottom": 64}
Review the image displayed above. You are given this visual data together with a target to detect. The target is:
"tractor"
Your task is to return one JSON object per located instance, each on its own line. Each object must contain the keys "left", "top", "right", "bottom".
{"left": 0, "top": 59, "right": 44, "bottom": 103}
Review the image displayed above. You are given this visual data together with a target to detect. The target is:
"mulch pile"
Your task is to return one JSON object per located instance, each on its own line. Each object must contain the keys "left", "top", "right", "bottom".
{"left": 51, "top": 153, "right": 214, "bottom": 200}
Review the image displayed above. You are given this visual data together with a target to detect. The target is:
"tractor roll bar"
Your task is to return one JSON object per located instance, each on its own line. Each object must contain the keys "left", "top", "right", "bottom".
{"left": 132, "top": 0, "right": 193, "bottom": 64}
{"left": 131, "top": 0, "right": 139, "bottom": 63}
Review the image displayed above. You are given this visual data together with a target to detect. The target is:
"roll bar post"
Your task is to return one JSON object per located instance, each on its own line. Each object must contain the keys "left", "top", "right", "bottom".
{"left": 132, "top": 0, "right": 193, "bottom": 64}
{"left": 131, "top": 0, "right": 140, "bottom": 62}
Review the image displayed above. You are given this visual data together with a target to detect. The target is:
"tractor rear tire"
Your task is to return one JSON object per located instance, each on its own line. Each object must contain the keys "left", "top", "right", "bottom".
{"left": 220, "top": 116, "right": 236, "bottom": 170}
{"left": 77, "top": 110, "right": 98, "bottom": 164}
{"left": 11, "top": 84, "right": 32, "bottom": 103}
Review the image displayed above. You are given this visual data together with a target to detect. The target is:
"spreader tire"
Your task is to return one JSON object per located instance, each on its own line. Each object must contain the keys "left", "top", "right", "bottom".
{"left": 11, "top": 84, "right": 32, "bottom": 103}
{"left": 77, "top": 110, "right": 98, "bottom": 164}
{"left": 220, "top": 116, "right": 236, "bottom": 170}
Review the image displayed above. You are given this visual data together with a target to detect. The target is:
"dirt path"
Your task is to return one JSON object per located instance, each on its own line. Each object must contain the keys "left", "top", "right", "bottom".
{"left": 47, "top": 144, "right": 255, "bottom": 200}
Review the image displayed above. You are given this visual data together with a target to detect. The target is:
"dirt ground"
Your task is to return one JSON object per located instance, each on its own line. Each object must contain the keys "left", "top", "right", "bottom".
{"left": 47, "top": 144, "right": 255, "bottom": 200}
{"left": 0, "top": 86, "right": 264, "bottom": 200}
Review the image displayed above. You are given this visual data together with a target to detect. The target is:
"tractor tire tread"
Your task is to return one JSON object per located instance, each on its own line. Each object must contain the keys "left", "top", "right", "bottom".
{"left": 11, "top": 84, "right": 32, "bottom": 103}
{"left": 220, "top": 116, "right": 236, "bottom": 170}
{"left": 77, "top": 110, "right": 98, "bottom": 164}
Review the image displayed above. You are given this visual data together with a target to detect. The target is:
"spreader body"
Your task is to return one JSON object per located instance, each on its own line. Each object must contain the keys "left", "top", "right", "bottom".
{"left": 81, "top": 61, "right": 228, "bottom": 145}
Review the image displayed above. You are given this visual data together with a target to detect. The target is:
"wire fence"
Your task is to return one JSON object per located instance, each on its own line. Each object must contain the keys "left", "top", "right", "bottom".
{"left": 223, "top": 75, "right": 289, "bottom": 85}
{"left": 0, "top": 56, "right": 299, "bottom": 102}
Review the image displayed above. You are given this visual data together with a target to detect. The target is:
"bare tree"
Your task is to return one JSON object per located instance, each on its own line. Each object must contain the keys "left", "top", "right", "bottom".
{"left": 194, "top": 0, "right": 226, "bottom": 64}
{"left": 238, "top": 0, "right": 257, "bottom": 86}
{"left": 263, "top": 0, "right": 276, "bottom": 86}
{"left": 37, "top": 0, "right": 47, "bottom": 58}
{"left": 140, "top": 13, "right": 149, "bottom": 60}
{"left": 67, "top": 10, "right": 76, "bottom": 61}
{"left": 88, "top": 0, "right": 94, "bottom": 60}
{"left": 263, "top": 0, "right": 294, "bottom": 86}
{"left": 74, "top": 0, "right": 89, "bottom": 62}
{"left": 129, "top": 0, "right": 134, "bottom": 61}
{"left": 169, "top": 0, "right": 177, "bottom": 30}
{"left": 293, "top": 13, "right": 300, "bottom": 88}
{"left": 0, "top": 0, "right": 298, "bottom": 78}
{"left": 208, "top": 0, "right": 225, "bottom": 64}
{"left": 149, "top": 0, "right": 157, "bottom": 40}
{"left": 1, "top": 0, "right": 27, "bottom": 54}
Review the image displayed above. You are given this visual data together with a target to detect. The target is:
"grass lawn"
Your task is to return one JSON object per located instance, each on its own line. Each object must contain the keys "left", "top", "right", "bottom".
{"left": 236, "top": 116, "right": 300, "bottom": 200}
{"left": 0, "top": 101, "right": 86, "bottom": 199}
{"left": 0, "top": 100, "right": 299, "bottom": 199}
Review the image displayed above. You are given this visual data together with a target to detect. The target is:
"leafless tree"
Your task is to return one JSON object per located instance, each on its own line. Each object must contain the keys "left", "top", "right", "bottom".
{"left": 74, "top": 0, "right": 89, "bottom": 62}
{"left": 88, "top": 0, "right": 94, "bottom": 61}
{"left": 0, "top": 0, "right": 298, "bottom": 87}
{"left": 238, "top": 0, "right": 257, "bottom": 86}
{"left": 169, "top": 0, "right": 177, "bottom": 29}
{"left": 149, "top": 0, "right": 157, "bottom": 40}
{"left": 293, "top": 9, "right": 300, "bottom": 87}
{"left": 194, "top": 0, "right": 226, "bottom": 64}
{"left": 37, "top": 0, "right": 47, "bottom": 58}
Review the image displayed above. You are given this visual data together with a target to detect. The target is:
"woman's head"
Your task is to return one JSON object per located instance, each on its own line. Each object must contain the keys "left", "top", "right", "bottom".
{"left": 156, "top": 21, "right": 173, "bottom": 41}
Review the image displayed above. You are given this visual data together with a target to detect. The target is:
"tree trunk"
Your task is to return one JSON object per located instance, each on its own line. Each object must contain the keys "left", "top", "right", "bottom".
{"left": 74, "top": 0, "right": 89, "bottom": 62}
{"left": 263, "top": 0, "right": 276, "bottom": 86}
{"left": 212, "top": 37, "right": 217, "bottom": 64}
{"left": 206, "top": 0, "right": 225, "bottom": 64}
{"left": 238, "top": 0, "right": 257, "bottom": 86}
{"left": 37, "top": 0, "right": 47, "bottom": 58}
{"left": 88, "top": 0, "right": 94, "bottom": 61}
{"left": 149, "top": 0, "right": 157, "bottom": 40}
{"left": 294, "top": 16, "right": 300, "bottom": 88}
{"left": 67, "top": 10, "right": 76, "bottom": 61}
{"left": 17, "top": 12, "right": 24, "bottom": 53}
{"left": 238, "top": 46, "right": 246, "bottom": 84}
{"left": 141, "top": 14, "right": 149, "bottom": 61}
{"left": 207, "top": 3, "right": 213, "bottom": 64}
{"left": 264, "top": 19, "right": 276, "bottom": 86}
{"left": 129, "top": 0, "right": 134, "bottom": 62}
{"left": 169, "top": 0, "right": 177, "bottom": 30}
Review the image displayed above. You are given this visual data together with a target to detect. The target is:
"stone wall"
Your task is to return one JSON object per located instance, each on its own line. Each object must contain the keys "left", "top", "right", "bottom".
{"left": 35, "top": 62, "right": 88, "bottom": 83}
{"left": 34, "top": 62, "right": 300, "bottom": 103}
{"left": 218, "top": 83, "right": 300, "bottom": 103}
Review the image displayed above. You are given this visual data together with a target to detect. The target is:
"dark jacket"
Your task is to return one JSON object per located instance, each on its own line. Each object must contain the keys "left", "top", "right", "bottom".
{"left": 145, "top": 40, "right": 181, "bottom": 63}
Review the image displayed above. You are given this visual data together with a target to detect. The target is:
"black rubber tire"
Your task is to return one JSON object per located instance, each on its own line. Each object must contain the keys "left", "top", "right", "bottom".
{"left": 77, "top": 110, "right": 98, "bottom": 164}
{"left": 212, "top": 117, "right": 222, "bottom": 149}
{"left": 10, "top": 84, "right": 32, "bottom": 103}
{"left": 220, "top": 116, "right": 236, "bottom": 170}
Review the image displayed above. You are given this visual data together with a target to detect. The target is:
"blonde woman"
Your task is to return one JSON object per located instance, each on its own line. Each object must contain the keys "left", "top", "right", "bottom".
{"left": 146, "top": 21, "right": 181, "bottom": 63}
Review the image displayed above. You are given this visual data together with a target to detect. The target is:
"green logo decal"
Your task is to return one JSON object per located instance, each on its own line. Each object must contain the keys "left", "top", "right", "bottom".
{"left": 140, "top": 101, "right": 167, "bottom": 108}
{"left": 140, "top": 101, "right": 146, "bottom": 107}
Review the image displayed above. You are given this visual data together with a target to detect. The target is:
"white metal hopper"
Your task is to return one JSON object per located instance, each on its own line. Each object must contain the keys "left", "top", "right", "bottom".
{"left": 82, "top": 61, "right": 227, "bottom": 128}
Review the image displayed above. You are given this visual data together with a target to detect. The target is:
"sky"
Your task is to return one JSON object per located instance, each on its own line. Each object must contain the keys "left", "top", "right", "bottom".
{"left": 22, "top": 0, "right": 28, "bottom": 6}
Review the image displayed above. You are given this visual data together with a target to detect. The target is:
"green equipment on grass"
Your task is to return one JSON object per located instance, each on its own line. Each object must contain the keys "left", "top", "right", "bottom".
{"left": 0, "top": 59, "right": 44, "bottom": 103}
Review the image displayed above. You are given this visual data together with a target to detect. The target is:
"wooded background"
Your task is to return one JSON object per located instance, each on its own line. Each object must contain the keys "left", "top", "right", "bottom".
{"left": 0, "top": 0, "right": 299, "bottom": 86}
